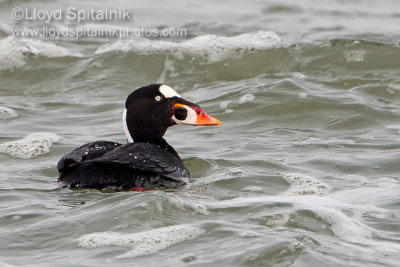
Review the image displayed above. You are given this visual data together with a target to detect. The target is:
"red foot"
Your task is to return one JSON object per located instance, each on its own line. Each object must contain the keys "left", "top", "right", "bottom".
{"left": 132, "top": 187, "right": 150, "bottom": 192}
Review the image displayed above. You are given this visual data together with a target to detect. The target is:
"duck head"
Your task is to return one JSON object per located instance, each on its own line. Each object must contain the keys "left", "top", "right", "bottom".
{"left": 123, "top": 84, "right": 221, "bottom": 143}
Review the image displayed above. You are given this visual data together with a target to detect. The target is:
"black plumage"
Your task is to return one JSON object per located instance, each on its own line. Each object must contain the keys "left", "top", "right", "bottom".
{"left": 58, "top": 141, "right": 189, "bottom": 189}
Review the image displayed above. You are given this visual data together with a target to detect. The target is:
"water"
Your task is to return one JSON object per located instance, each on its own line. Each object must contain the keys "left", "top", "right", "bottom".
{"left": 1, "top": 0, "right": 400, "bottom": 266}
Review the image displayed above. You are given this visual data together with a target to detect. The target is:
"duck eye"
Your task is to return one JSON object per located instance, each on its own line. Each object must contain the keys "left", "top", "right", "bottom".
{"left": 155, "top": 95, "right": 162, "bottom": 102}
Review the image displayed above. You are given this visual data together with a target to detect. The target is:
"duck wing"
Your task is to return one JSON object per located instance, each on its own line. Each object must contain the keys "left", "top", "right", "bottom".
{"left": 99, "top": 142, "right": 190, "bottom": 183}
{"left": 57, "top": 141, "right": 121, "bottom": 175}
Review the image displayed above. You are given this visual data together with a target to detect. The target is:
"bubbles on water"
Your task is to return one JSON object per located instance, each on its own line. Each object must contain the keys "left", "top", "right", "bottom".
{"left": 343, "top": 50, "right": 366, "bottom": 62}
{"left": 239, "top": 231, "right": 260, "bottom": 238}
{"left": 0, "top": 37, "right": 24, "bottom": 69}
{"left": 0, "top": 132, "right": 61, "bottom": 159}
{"left": 277, "top": 241, "right": 306, "bottom": 259}
{"left": 0, "top": 107, "right": 18, "bottom": 120}
{"left": 79, "top": 224, "right": 204, "bottom": 258}
{"left": 262, "top": 213, "right": 290, "bottom": 228}
{"left": 282, "top": 173, "right": 332, "bottom": 195}
{"left": 238, "top": 93, "right": 255, "bottom": 104}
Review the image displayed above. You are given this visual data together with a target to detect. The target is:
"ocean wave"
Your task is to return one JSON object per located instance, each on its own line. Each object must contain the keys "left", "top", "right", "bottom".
{"left": 95, "top": 31, "right": 282, "bottom": 63}
{"left": 0, "top": 36, "right": 69, "bottom": 70}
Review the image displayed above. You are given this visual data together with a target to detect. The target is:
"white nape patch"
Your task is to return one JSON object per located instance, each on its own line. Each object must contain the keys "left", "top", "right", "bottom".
{"left": 172, "top": 105, "right": 197, "bottom": 125}
{"left": 159, "top": 84, "right": 181, "bottom": 98}
{"left": 122, "top": 108, "right": 133, "bottom": 143}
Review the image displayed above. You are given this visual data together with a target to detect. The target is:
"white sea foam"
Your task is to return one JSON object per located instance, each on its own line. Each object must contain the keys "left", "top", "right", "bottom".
{"left": 298, "top": 92, "right": 308, "bottom": 99}
{"left": 0, "top": 36, "right": 69, "bottom": 70}
{"left": 239, "top": 231, "right": 260, "bottom": 238}
{"left": 161, "top": 193, "right": 209, "bottom": 215}
{"left": 262, "top": 213, "right": 291, "bottom": 228}
{"left": 291, "top": 72, "right": 306, "bottom": 79}
{"left": 313, "top": 208, "right": 372, "bottom": 242}
{"left": 190, "top": 171, "right": 399, "bottom": 259}
{"left": 282, "top": 173, "right": 332, "bottom": 195}
{"left": 386, "top": 125, "right": 400, "bottom": 134}
{"left": 219, "top": 100, "right": 232, "bottom": 109}
{"left": 95, "top": 31, "right": 282, "bottom": 63}
{"left": 79, "top": 224, "right": 204, "bottom": 258}
{"left": 238, "top": 93, "right": 255, "bottom": 104}
{"left": 385, "top": 125, "right": 400, "bottom": 130}
{"left": 200, "top": 195, "right": 387, "bottom": 215}
{"left": 0, "top": 106, "right": 18, "bottom": 120}
{"left": 0, "top": 132, "right": 61, "bottom": 159}
{"left": 241, "top": 186, "right": 264, "bottom": 192}
{"left": 343, "top": 50, "right": 366, "bottom": 62}
{"left": 199, "top": 195, "right": 386, "bottom": 243}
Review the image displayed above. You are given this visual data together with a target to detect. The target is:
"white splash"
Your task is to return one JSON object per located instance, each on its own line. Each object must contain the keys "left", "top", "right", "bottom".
{"left": 313, "top": 208, "right": 372, "bottom": 242}
{"left": 0, "top": 107, "right": 18, "bottom": 120}
{"left": 0, "top": 132, "right": 61, "bottom": 159}
{"left": 79, "top": 224, "right": 204, "bottom": 258}
{"left": 95, "top": 31, "right": 282, "bottom": 63}
{"left": 0, "top": 36, "right": 69, "bottom": 70}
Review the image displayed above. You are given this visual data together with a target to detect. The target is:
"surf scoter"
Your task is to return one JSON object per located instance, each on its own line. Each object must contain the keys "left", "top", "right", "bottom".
{"left": 57, "top": 84, "right": 221, "bottom": 189}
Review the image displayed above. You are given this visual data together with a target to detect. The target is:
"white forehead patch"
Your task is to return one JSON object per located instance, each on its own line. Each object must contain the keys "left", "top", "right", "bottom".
{"left": 159, "top": 85, "right": 181, "bottom": 98}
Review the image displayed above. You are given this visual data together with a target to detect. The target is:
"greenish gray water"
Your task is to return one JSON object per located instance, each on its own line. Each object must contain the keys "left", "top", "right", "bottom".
{"left": 1, "top": 0, "right": 400, "bottom": 266}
